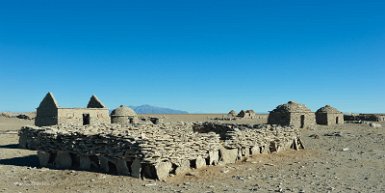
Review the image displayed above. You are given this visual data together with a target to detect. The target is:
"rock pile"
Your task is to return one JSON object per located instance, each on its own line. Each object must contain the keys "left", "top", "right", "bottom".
{"left": 19, "top": 122, "right": 304, "bottom": 180}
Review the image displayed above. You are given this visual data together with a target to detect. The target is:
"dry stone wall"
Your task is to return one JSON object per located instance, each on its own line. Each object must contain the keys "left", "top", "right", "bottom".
{"left": 19, "top": 122, "right": 304, "bottom": 180}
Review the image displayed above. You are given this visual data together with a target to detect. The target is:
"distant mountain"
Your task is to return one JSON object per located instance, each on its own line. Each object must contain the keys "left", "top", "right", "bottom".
{"left": 130, "top": 105, "right": 188, "bottom": 114}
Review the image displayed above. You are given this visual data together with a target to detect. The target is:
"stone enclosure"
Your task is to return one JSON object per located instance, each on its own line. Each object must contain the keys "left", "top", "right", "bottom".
{"left": 19, "top": 122, "right": 303, "bottom": 180}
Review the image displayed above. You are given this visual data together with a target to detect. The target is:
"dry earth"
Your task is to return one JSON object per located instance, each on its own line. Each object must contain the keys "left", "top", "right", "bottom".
{"left": 0, "top": 115, "right": 384, "bottom": 193}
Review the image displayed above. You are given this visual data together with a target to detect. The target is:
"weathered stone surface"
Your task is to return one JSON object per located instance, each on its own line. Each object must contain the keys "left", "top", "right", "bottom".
{"left": 131, "top": 158, "right": 141, "bottom": 178}
{"left": 19, "top": 122, "right": 304, "bottom": 180}
{"left": 195, "top": 156, "right": 206, "bottom": 169}
{"left": 37, "top": 151, "right": 50, "bottom": 167}
{"left": 155, "top": 161, "right": 172, "bottom": 180}
{"left": 209, "top": 150, "right": 219, "bottom": 165}
{"left": 116, "top": 159, "right": 130, "bottom": 175}
{"left": 175, "top": 159, "right": 191, "bottom": 175}
{"left": 55, "top": 151, "right": 72, "bottom": 169}
{"left": 79, "top": 155, "right": 91, "bottom": 170}
{"left": 219, "top": 147, "right": 238, "bottom": 164}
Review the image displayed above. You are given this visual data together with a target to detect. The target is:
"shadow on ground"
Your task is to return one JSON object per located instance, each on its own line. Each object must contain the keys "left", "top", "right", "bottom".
{"left": 0, "top": 144, "right": 20, "bottom": 149}
{"left": 0, "top": 155, "right": 40, "bottom": 167}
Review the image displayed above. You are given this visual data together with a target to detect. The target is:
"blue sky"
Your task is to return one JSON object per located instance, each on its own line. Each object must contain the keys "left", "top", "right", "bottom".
{"left": 0, "top": 0, "right": 384, "bottom": 113}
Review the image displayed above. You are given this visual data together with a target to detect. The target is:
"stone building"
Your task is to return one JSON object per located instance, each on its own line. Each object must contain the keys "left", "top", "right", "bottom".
{"left": 268, "top": 101, "right": 315, "bottom": 128}
{"left": 35, "top": 92, "right": 110, "bottom": 126}
{"left": 237, "top": 110, "right": 257, "bottom": 119}
{"left": 111, "top": 105, "right": 137, "bottom": 126}
{"left": 228, "top": 110, "right": 237, "bottom": 117}
{"left": 316, "top": 105, "right": 344, "bottom": 125}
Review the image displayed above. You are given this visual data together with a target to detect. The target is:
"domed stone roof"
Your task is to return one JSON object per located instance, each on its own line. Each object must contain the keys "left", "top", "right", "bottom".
{"left": 271, "top": 101, "right": 312, "bottom": 113}
{"left": 316, "top": 105, "right": 342, "bottom": 114}
{"left": 111, "top": 105, "right": 137, "bottom": 117}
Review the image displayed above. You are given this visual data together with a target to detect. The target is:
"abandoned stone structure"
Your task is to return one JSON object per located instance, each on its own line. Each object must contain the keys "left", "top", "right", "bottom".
{"left": 237, "top": 110, "right": 257, "bottom": 119}
{"left": 268, "top": 101, "right": 316, "bottom": 128}
{"left": 316, "top": 105, "right": 344, "bottom": 125}
{"left": 35, "top": 93, "right": 110, "bottom": 127}
{"left": 344, "top": 113, "right": 385, "bottom": 122}
{"left": 110, "top": 105, "right": 137, "bottom": 126}
{"left": 19, "top": 122, "right": 303, "bottom": 180}
{"left": 228, "top": 110, "right": 237, "bottom": 117}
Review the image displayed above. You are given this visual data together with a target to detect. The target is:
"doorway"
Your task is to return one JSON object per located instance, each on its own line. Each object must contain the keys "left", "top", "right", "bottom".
{"left": 300, "top": 115, "right": 305, "bottom": 128}
{"left": 83, "top": 114, "right": 90, "bottom": 125}
{"left": 336, "top": 116, "right": 339, "bottom": 124}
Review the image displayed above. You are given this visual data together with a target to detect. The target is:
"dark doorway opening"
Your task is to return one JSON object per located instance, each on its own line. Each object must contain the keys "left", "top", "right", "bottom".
{"left": 300, "top": 115, "right": 305, "bottom": 128}
{"left": 83, "top": 114, "right": 90, "bottom": 125}
{"left": 336, "top": 116, "right": 339, "bottom": 124}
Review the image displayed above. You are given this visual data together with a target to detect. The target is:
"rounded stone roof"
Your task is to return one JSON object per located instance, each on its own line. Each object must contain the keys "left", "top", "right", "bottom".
{"left": 271, "top": 101, "right": 312, "bottom": 113}
{"left": 111, "top": 105, "right": 137, "bottom": 117}
{"left": 316, "top": 105, "right": 342, "bottom": 114}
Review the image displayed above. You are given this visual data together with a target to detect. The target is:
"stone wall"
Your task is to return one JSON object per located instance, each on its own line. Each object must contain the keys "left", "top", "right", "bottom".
{"left": 269, "top": 112, "right": 315, "bottom": 128}
{"left": 57, "top": 108, "right": 110, "bottom": 126}
{"left": 316, "top": 113, "right": 344, "bottom": 125}
{"left": 19, "top": 122, "right": 304, "bottom": 180}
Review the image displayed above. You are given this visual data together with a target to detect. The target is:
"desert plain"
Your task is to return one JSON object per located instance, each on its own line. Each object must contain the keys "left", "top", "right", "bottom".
{"left": 0, "top": 114, "right": 384, "bottom": 193}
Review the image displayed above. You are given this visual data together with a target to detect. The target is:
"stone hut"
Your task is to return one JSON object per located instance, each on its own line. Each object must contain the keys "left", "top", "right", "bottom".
{"left": 316, "top": 105, "right": 344, "bottom": 125}
{"left": 35, "top": 92, "right": 110, "bottom": 126}
{"left": 111, "top": 105, "right": 137, "bottom": 125}
{"left": 228, "top": 110, "right": 237, "bottom": 117}
{"left": 268, "top": 101, "right": 315, "bottom": 128}
{"left": 237, "top": 110, "right": 256, "bottom": 119}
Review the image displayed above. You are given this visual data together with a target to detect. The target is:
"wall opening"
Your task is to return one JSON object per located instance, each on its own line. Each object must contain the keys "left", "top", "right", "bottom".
{"left": 300, "top": 115, "right": 305, "bottom": 128}
{"left": 336, "top": 116, "right": 339, "bottom": 124}
{"left": 83, "top": 114, "right": 90, "bottom": 125}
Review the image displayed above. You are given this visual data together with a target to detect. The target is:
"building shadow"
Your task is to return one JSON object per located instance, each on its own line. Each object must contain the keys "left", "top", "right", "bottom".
{"left": 0, "top": 143, "right": 20, "bottom": 149}
{"left": 0, "top": 155, "right": 40, "bottom": 167}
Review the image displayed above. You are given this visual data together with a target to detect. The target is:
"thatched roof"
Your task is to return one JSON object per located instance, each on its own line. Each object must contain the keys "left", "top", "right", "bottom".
{"left": 271, "top": 101, "right": 312, "bottom": 113}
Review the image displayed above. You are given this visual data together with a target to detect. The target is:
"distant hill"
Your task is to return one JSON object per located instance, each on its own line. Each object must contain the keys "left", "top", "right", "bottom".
{"left": 130, "top": 105, "right": 188, "bottom": 114}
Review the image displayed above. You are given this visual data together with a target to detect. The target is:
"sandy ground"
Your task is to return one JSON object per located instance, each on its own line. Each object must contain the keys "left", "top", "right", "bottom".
{"left": 0, "top": 115, "right": 384, "bottom": 193}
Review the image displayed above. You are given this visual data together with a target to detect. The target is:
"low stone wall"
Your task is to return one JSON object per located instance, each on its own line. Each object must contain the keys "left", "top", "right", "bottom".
{"left": 19, "top": 122, "right": 304, "bottom": 180}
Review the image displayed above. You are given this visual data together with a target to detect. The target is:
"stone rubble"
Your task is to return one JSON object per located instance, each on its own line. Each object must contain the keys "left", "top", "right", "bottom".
{"left": 19, "top": 122, "right": 304, "bottom": 180}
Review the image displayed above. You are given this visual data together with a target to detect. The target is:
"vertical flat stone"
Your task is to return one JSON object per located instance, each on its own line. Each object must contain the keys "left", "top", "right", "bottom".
{"left": 175, "top": 160, "right": 190, "bottom": 175}
{"left": 131, "top": 158, "right": 142, "bottom": 178}
{"left": 79, "top": 155, "right": 91, "bottom": 170}
{"left": 250, "top": 146, "right": 260, "bottom": 155}
{"left": 195, "top": 156, "right": 206, "bottom": 169}
{"left": 155, "top": 161, "right": 172, "bottom": 181}
{"left": 219, "top": 147, "right": 238, "bottom": 164}
{"left": 116, "top": 159, "right": 130, "bottom": 175}
{"left": 209, "top": 150, "right": 219, "bottom": 165}
{"left": 37, "top": 151, "right": 50, "bottom": 167}
{"left": 99, "top": 156, "right": 110, "bottom": 173}
{"left": 54, "top": 151, "right": 72, "bottom": 169}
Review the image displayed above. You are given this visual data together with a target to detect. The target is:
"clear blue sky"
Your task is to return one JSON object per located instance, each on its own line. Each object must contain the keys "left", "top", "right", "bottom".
{"left": 1, "top": 0, "right": 384, "bottom": 113}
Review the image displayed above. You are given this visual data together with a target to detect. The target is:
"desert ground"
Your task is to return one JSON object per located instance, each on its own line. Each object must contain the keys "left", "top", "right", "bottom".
{"left": 0, "top": 115, "right": 384, "bottom": 193}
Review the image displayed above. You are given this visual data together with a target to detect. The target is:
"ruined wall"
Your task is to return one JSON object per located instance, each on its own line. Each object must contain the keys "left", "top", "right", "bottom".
{"left": 111, "top": 116, "right": 135, "bottom": 125}
{"left": 316, "top": 113, "right": 344, "bottom": 125}
{"left": 19, "top": 122, "right": 304, "bottom": 180}
{"left": 267, "top": 112, "right": 291, "bottom": 126}
{"left": 57, "top": 108, "right": 110, "bottom": 126}
{"left": 269, "top": 112, "right": 315, "bottom": 128}
{"left": 289, "top": 113, "right": 316, "bottom": 128}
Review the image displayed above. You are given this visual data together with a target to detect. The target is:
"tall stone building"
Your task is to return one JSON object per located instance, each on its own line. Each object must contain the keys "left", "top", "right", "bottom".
{"left": 110, "top": 105, "right": 137, "bottom": 126}
{"left": 35, "top": 92, "right": 110, "bottom": 126}
{"left": 316, "top": 105, "right": 344, "bottom": 125}
{"left": 268, "top": 101, "right": 315, "bottom": 128}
